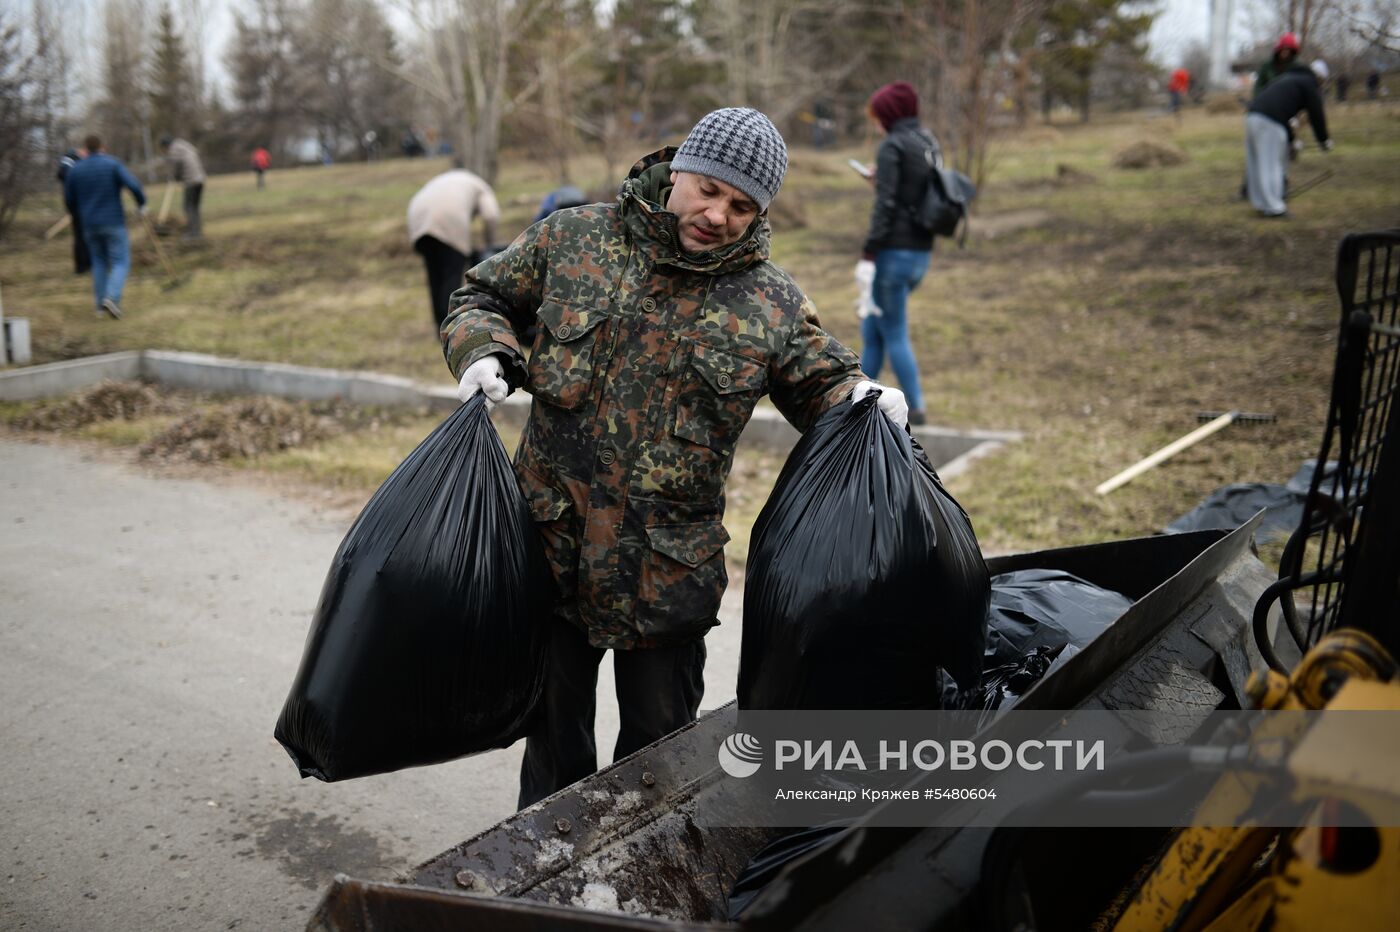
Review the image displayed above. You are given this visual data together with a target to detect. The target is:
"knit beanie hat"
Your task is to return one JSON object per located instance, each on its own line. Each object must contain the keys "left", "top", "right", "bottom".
{"left": 671, "top": 108, "right": 788, "bottom": 212}
{"left": 869, "top": 81, "right": 919, "bottom": 131}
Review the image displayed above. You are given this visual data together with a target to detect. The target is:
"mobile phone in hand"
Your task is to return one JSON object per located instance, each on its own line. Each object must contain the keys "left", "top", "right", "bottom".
{"left": 847, "top": 159, "right": 873, "bottom": 179}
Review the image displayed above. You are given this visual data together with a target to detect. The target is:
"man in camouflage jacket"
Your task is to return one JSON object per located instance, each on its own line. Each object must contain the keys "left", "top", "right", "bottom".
{"left": 442, "top": 108, "right": 909, "bottom": 807}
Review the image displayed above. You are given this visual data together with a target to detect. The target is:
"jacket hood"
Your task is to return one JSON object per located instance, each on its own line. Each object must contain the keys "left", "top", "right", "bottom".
{"left": 617, "top": 146, "right": 770, "bottom": 275}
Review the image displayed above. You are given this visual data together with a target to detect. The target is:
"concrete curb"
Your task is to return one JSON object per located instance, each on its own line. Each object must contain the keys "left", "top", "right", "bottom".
{"left": 0, "top": 351, "right": 1020, "bottom": 470}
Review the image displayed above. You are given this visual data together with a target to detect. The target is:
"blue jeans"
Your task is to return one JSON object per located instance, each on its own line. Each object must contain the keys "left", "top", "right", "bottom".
{"left": 83, "top": 225, "right": 130, "bottom": 309}
{"left": 861, "top": 248, "right": 930, "bottom": 412}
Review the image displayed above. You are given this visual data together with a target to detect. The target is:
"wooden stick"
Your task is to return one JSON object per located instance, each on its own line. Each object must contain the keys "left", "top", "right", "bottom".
{"left": 1096, "top": 412, "right": 1239, "bottom": 496}
{"left": 139, "top": 211, "right": 180, "bottom": 282}
{"left": 44, "top": 214, "right": 72, "bottom": 239}
{"left": 157, "top": 181, "right": 176, "bottom": 225}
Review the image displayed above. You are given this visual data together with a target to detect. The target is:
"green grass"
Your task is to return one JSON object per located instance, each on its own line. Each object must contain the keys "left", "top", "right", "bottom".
{"left": 4, "top": 101, "right": 1399, "bottom": 558}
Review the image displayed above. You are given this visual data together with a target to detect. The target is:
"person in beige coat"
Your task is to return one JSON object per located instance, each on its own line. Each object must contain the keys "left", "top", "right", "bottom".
{"left": 159, "top": 134, "right": 206, "bottom": 240}
{"left": 407, "top": 168, "right": 501, "bottom": 328}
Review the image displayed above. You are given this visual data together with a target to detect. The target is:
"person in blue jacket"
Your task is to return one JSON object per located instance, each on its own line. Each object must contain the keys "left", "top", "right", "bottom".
{"left": 63, "top": 134, "right": 146, "bottom": 319}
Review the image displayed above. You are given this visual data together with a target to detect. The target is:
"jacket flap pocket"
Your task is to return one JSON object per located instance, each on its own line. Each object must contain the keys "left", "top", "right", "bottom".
{"left": 524, "top": 481, "right": 570, "bottom": 523}
{"left": 689, "top": 342, "right": 766, "bottom": 394}
{"left": 645, "top": 521, "right": 730, "bottom": 567}
{"left": 538, "top": 299, "right": 609, "bottom": 343}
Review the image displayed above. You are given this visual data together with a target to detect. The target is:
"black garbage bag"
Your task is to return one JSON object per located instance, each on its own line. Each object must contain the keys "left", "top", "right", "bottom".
{"left": 274, "top": 396, "right": 555, "bottom": 781}
{"left": 738, "top": 391, "right": 989, "bottom": 710}
{"left": 981, "top": 568, "right": 1131, "bottom": 668}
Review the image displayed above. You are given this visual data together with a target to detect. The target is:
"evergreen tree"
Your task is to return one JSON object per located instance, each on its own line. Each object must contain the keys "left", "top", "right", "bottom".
{"left": 1035, "top": 0, "right": 1154, "bottom": 122}
{"left": 149, "top": 4, "right": 194, "bottom": 142}
{"left": 98, "top": 0, "right": 148, "bottom": 164}
{"left": 225, "top": 0, "right": 303, "bottom": 161}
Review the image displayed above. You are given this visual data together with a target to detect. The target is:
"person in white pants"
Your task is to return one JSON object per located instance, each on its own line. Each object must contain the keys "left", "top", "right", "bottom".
{"left": 1244, "top": 59, "right": 1333, "bottom": 217}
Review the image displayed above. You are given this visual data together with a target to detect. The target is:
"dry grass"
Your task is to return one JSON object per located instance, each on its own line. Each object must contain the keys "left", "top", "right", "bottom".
{"left": 4, "top": 101, "right": 1399, "bottom": 562}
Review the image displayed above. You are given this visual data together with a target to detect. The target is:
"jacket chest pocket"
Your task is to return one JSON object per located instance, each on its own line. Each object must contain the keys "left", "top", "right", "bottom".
{"left": 529, "top": 299, "right": 610, "bottom": 410}
{"left": 674, "top": 342, "right": 767, "bottom": 451}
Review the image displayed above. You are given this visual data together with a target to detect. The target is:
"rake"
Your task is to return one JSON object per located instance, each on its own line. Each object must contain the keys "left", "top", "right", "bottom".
{"left": 138, "top": 211, "right": 189, "bottom": 290}
{"left": 1095, "top": 410, "right": 1277, "bottom": 496}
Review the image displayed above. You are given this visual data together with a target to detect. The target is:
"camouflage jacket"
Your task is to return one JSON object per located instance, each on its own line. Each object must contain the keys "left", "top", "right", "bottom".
{"left": 442, "top": 148, "right": 865, "bottom": 649}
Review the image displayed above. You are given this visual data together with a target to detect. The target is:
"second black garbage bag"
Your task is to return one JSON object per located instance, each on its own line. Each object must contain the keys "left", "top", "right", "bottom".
{"left": 275, "top": 395, "right": 555, "bottom": 781}
{"left": 739, "top": 392, "right": 989, "bottom": 710}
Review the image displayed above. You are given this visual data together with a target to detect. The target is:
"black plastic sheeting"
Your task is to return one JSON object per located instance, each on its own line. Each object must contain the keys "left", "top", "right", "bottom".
{"left": 738, "top": 392, "right": 989, "bottom": 710}
{"left": 1163, "top": 459, "right": 1346, "bottom": 542}
{"left": 274, "top": 396, "right": 554, "bottom": 782}
{"left": 727, "top": 825, "right": 853, "bottom": 920}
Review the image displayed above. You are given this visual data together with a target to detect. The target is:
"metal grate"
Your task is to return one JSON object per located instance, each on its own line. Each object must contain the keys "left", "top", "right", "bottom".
{"left": 1254, "top": 230, "right": 1400, "bottom": 671}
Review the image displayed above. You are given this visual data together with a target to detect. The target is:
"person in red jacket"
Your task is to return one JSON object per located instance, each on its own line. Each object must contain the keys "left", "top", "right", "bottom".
{"left": 251, "top": 147, "right": 271, "bottom": 190}
{"left": 1168, "top": 68, "right": 1191, "bottom": 115}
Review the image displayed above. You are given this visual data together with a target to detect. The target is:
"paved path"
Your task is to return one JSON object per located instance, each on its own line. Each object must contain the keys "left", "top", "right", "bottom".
{"left": 0, "top": 437, "right": 742, "bottom": 930}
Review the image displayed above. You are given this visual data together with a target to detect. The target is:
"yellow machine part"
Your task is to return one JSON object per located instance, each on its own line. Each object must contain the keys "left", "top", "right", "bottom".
{"left": 1110, "top": 630, "right": 1400, "bottom": 932}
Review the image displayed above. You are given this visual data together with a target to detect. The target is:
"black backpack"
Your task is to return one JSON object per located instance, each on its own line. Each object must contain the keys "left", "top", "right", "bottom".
{"left": 914, "top": 138, "right": 977, "bottom": 246}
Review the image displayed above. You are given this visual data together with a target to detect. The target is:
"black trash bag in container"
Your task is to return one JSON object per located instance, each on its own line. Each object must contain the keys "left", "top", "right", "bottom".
{"left": 738, "top": 392, "right": 989, "bottom": 710}
{"left": 275, "top": 395, "right": 555, "bottom": 781}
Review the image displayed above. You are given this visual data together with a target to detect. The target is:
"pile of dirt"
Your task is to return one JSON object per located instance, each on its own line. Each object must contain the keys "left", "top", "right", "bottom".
{"left": 1055, "top": 163, "right": 1098, "bottom": 185}
{"left": 14, "top": 381, "right": 176, "bottom": 430}
{"left": 138, "top": 397, "right": 344, "bottom": 463}
{"left": 767, "top": 192, "right": 808, "bottom": 232}
{"left": 1113, "top": 140, "right": 1189, "bottom": 169}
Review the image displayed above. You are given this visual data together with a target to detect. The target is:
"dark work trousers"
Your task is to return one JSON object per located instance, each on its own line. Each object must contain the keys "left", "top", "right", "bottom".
{"left": 518, "top": 619, "right": 707, "bottom": 810}
{"left": 183, "top": 182, "right": 204, "bottom": 238}
{"left": 70, "top": 212, "right": 91, "bottom": 275}
{"left": 414, "top": 235, "right": 469, "bottom": 330}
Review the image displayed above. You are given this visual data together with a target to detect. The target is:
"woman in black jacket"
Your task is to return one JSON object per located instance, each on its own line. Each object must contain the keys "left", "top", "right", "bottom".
{"left": 862, "top": 81, "right": 935, "bottom": 426}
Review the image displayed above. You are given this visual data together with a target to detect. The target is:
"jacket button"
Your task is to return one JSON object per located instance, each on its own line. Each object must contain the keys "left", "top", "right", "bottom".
{"left": 557, "top": 324, "right": 572, "bottom": 339}
{"left": 659, "top": 230, "right": 672, "bottom": 243}
{"left": 641, "top": 297, "right": 657, "bottom": 313}
{"left": 598, "top": 448, "right": 616, "bottom": 466}
{"left": 716, "top": 372, "right": 732, "bottom": 389}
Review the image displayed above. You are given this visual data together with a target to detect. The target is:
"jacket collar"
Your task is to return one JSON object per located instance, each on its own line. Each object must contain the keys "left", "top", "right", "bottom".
{"left": 617, "top": 147, "right": 769, "bottom": 275}
{"left": 888, "top": 116, "right": 923, "bottom": 134}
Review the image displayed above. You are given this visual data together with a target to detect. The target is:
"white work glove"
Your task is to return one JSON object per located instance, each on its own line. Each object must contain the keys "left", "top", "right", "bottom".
{"left": 851, "top": 381, "right": 908, "bottom": 429}
{"left": 456, "top": 355, "right": 510, "bottom": 409}
{"left": 1320, "top": 138, "right": 1334, "bottom": 152}
{"left": 854, "top": 259, "right": 881, "bottom": 319}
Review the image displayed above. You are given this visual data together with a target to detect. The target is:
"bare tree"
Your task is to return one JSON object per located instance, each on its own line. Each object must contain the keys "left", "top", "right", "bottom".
{"left": 897, "top": 0, "right": 1044, "bottom": 184}
{"left": 0, "top": 8, "right": 44, "bottom": 237}
{"left": 381, "top": 0, "right": 550, "bottom": 182}
{"left": 29, "top": 0, "right": 79, "bottom": 161}
{"left": 510, "top": 0, "right": 600, "bottom": 183}
{"left": 701, "top": 0, "right": 867, "bottom": 125}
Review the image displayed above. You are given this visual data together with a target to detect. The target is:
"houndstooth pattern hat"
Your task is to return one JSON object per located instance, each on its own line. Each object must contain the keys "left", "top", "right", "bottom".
{"left": 671, "top": 108, "right": 787, "bottom": 212}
